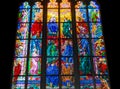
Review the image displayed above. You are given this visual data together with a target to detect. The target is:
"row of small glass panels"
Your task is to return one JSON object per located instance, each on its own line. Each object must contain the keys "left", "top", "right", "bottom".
{"left": 13, "top": 56, "right": 108, "bottom": 76}
{"left": 12, "top": 75, "right": 110, "bottom": 89}
{"left": 18, "top": 8, "right": 100, "bottom": 23}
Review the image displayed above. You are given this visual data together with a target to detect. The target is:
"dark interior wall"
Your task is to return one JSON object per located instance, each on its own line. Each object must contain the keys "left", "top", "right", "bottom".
{"left": 0, "top": 0, "right": 114, "bottom": 89}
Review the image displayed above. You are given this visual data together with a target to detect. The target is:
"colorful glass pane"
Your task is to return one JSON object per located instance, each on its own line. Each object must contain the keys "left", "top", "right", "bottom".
{"left": 46, "top": 76, "right": 59, "bottom": 88}
{"left": 13, "top": 58, "right": 26, "bottom": 75}
{"left": 77, "top": 39, "right": 90, "bottom": 56}
{"left": 88, "top": 1, "right": 99, "bottom": 9}
{"left": 92, "top": 39, "right": 105, "bottom": 56}
{"left": 18, "top": 9, "right": 30, "bottom": 22}
{"left": 30, "top": 40, "right": 42, "bottom": 57}
{"left": 48, "top": 0, "right": 58, "bottom": 8}
{"left": 27, "top": 76, "right": 41, "bottom": 89}
{"left": 15, "top": 40, "right": 28, "bottom": 57}
{"left": 88, "top": 9, "right": 100, "bottom": 22}
{"left": 28, "top": 57, "right": 41, "bottom": 75}
{"left": 32, "top": 9, "right": 43, "bottom": 22}
{"left": 47, "top": 9, "right": 58, "bottom": 22}
{"left": 12, "top": 76, "right": 25, "bottom": 89}
{"left": 95, "top": 76, "right": 110, "bottom": 89}
{"left": 47, "top": 39, "right": 59, "bottom": 56}
{"left": 60, "top": 9, "right": 71, "bottom": 22}
{"left": 62, "top": 76, "right": 74, "bottom": 89}
{"left": 19, "top": 2, "right": 30, "bottom": 8}
{"left": 75, "top": 1, "right": 86, "bottom": 8}
{"left": 80, "top": 76, "right": 94, "bottom": 89}
{"left": 17, "top": 23, "right": 29, "bottom": 39}
{"left": 61, "top": 57, "right": 74, "bottom": 75}
{"left": 60, "top": 0, "right": 71, "bottom": 8}
{"left": 79, "top": 57, "right": 92, "bottom": 75}
{"left": 76, "top": 23, "right": 89, "bottom": 38}
{"left": 61, "top": 39, "right": 73, "bottom": 56}
{"left": 93, "top": 57, "right": 108, "bottom": 75}
{"left": 90, "top": 23, "right": 103, "bottom": 38}
{"left": 31, "top": 23, "right": 43, "bottom": 39}
{"left": 46, "top": 57, "right": 59, "bottom": 75}
{"left": 75, "top": 9, "right": 87, "bottom": 22}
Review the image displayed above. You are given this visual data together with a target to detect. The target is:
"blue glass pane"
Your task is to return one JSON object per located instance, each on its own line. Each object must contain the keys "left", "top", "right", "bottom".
{"left": 61, "top": 39, "right": 73, "bottom": 56}
{"left": 61, "top": 57, "right": 74, "bottom": 75}
{"left": 46, "top": 57, "right": 59, "bottom": 75}
{"left": 90, "top": 23, "right": 103, "bottom": 38}
{"left": 47, "top": 40, "right": 59, "bottom": 56}
{"left": 93, "top": 57, "right": 108, "bottom": 75}
{"left": 30, "top": 40, "right": 42, "bottom": 57}
{"left": 79, "top": 57, "right": 92, "bottom": 75}
{"left": 80, "top": 76, "right": 94, "bottom": 89}
{"left": 46, "top": 76, "right": 59, "bottom": 89}
{"left": 77, "top": 39, "right": 90, "bottom": 56}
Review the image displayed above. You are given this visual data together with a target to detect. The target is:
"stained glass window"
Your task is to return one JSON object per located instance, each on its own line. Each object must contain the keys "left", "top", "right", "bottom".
{"left": 12, "top": 0, "right": 111, "bottom": 89}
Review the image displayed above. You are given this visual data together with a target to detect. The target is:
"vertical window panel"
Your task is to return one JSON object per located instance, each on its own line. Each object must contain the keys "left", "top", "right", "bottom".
{"left": 47, "top": 39, "right": 59, "bottom": 56}
{"left": 92, "top": 39, "right": 105, "bottom": 56}
{"left": 61, "top": 57, "right": 74, "bottom": 75}
{"left": 13, "top": 58, "right": 26, "bottom": 76}
{"left": 28, "top": 57, "right": 41, "bottom": 75}
{"left": 12, "top": 76, "right": 25, "bottom": 89}
{"left": 76, "top": 23, "right": 89, "bottom": 38}
{"left": 46, "top": 57, "right": 59, "bottom": 75}
{"left": 93, "top": 57, "right": 108, "bottom": 75}
{"left": 27, "top": 76, "right": 41, "bottom": 89}
{"left": 30, "top": 23, "right": 43, "bottom": 39}
{"left": 17, "top": 23, "right": 29, "bottom": 39}
{"left": 79, "top": 57, "right": 92, "bottom": 75}
{"left": 15, "top": 40, "right": 28, "bottom": 57}
{"left": 77, "top": 39, "right": 90, "bottom": 56}
{"left": 61, "top": 39, "right": 73, "bottom": 56}
{"left": 90, "top": 23, "right": 103, "bottom": 38}
{"left": 46, "top": 76, "right": 59, "bottom": 89}
{"left": 75, "top": 9, "right": 87, "bottom": 22}
{"left": 29, "top": 40, "right": 42, "bottom": 57}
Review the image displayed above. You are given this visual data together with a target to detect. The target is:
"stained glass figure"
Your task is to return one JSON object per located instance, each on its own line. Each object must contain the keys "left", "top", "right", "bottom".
{"left": 46, "top": 57, "right": 59, "bottom": 75}
{"left": 92, "top": 39, "right": 105, "bottom": 56}
{"left": 30, "top": 40, "right": 42, "bottom": 57}
{"left": 75, "top": 1, "right": 86, "bottom": 8}
{"left": 77, "top": 39, "right": 90, "bottom": 56}
{"left": 93, "top": 57, "right": 108, "bottom": 75}
{"left": 79, "top": 57, "right": 92, "bottom": 75}
{"left": 88, "top": 1, "right": 99, "bottom": 9}
{"left": 90, "top": 23, "right": 103, "bottom": 38}
{"left": 48, "top": 0, "right": 58, "bottom": 8}
{"left": 28, "top": 57, "right": 41, "bottom": 75}
{"left": 47, "top": 39, "right": 59, "bottom": 56}
{"left": 15, "top": 40, "right": 28, "bottom": 57}
{"left": 76, "top": 23, "right": 89, "bottom": 38}
{"left": 60, "top": 0, "right": 71, "bottom": 8}
{"left": 61, "top": 39, "right": 73, "bottom": 56}
{"left": 46, "top": 76, "right": 59, "bottom": 88}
